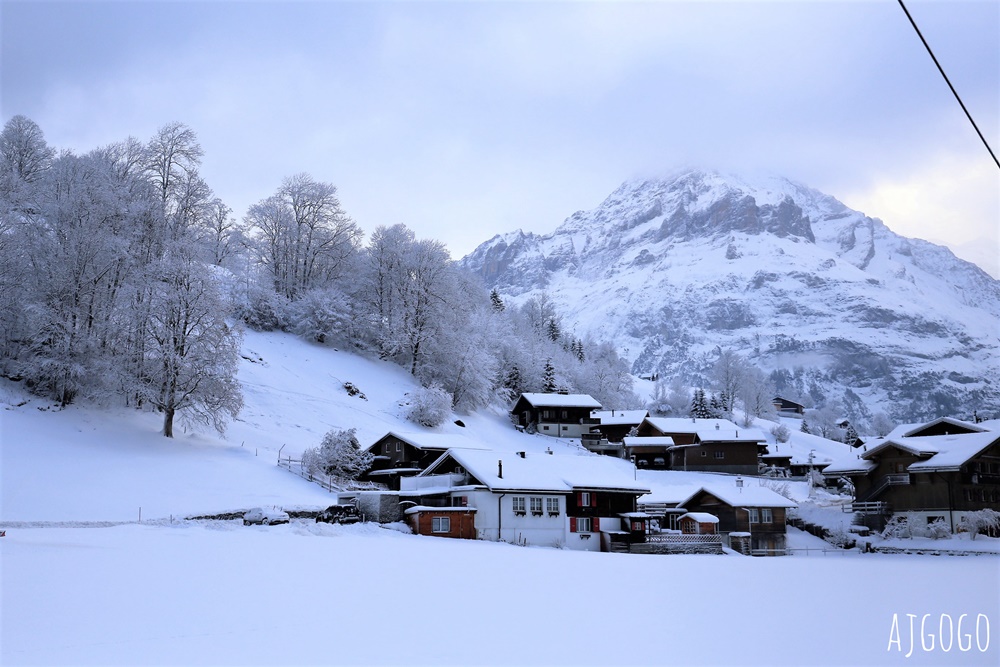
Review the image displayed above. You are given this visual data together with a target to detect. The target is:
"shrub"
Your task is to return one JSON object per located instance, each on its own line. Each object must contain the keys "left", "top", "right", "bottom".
{"left": 405, "top": 385, "right": 452, "bottom": 428}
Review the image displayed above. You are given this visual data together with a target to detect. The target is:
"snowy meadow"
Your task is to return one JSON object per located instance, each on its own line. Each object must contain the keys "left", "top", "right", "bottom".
{"left": 3, "top": 332, "right": 998, "bottom": 667}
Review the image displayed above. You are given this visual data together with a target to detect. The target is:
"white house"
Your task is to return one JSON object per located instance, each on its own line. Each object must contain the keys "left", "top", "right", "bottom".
{"left": 399, "top": 448, "right": 650, "bottom": 551}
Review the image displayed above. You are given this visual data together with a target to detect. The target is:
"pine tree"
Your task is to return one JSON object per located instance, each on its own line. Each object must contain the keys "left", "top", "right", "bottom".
{"left": 490, "top": 288, "right": 505, "bottom": 313}
{"left": 503, "top": 364, "right": 522, "bottom": 396}
{"left": 545, "top": 317, "right": 561, "bottom": 342}
{"left": 690, "top": 388, "right": 709, "bottom": 418}
{"left": 800, "top": 419, "right": 811, "bottom": 434}
{"left": 543, "top": 358, "right": 557, "bottom": 393}
{"left": 843, "top": 422, "right": 859, "bottom": 445}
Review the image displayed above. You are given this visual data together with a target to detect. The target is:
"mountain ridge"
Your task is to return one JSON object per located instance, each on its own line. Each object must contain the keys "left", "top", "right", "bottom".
{"left": 460, "top": 168, "right": 1000, "bottom": 425}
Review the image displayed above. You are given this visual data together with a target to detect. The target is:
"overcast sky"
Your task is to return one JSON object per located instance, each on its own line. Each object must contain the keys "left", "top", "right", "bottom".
{"left": 2, "top": 0, "right": 997, "bottom": 275}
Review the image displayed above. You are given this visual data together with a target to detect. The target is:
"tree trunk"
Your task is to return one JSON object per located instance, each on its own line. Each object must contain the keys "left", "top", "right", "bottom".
{"left": 162, "top": 407, "right": 175, "bottom": 438}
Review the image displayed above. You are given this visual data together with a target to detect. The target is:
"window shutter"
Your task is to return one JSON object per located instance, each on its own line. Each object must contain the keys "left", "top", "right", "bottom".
{"left": 591, "top": 493, "right": 597, "bottom": 508}
{"left": 576, "top": 492, "right": 583, "bottom": 507}
{"left": 570, "top": 517, "right": 577, "bottom": 533}
{"left": 593, "top": 517, "right": 600, "bottom": 532}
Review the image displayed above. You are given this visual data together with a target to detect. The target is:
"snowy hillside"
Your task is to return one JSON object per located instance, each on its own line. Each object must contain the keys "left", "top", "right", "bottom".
{"left": 461, "top": 168, "right": 1000, "bottom": 423}
{"left": 3, "top": 330, "right": 1000, "bottom": 667}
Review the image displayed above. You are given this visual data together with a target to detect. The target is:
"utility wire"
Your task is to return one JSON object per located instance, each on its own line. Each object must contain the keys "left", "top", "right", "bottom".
{"left": 897, "top": 0, "right": 1000, "bottom": 170}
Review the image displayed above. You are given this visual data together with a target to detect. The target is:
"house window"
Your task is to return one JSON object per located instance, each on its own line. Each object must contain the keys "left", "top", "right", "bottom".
{"left": 562, "top": 410, "right": 568, "bottom": 420}
{"left": 682, "top": 520, "right": 696, "bottom": 534}
{"left": 542, "top": 410, "right": 551, "bottom": 420}
{"left": 748, "top": 508, "right": 760, "bottom": 523}
{"left": 575, "top": 517, "right": 593, "bottom": 533}
{"left": 396, "top": 442, "right": 402, "bottom": 452}
{"left": 542, "top": 425, "right": 550, "bottom": 431}
{"left": 432, "top": 517, "right": 450, "bottom": 533}
{"left": 714, "top": 451, "right": 725, "bottom": 459}
{"left": 701, "top": 451, "right": 708, "bottom": 457}
{"left": 761, "top": 508, "right": 773, "bottom": 523}
{"left": 452, "top": 496, "right": 468, "bottom": 507}
{"left": 546, "top": 498, "right": 559, "bottom": 515}
{"left": 578, "top": 492, "right": 591, "bottom": 507}
{"left": 530, "top": 497, "right": 543, "bottom": 515}
{"left": 512, "top": 497, "right": 526, "bottom": 514}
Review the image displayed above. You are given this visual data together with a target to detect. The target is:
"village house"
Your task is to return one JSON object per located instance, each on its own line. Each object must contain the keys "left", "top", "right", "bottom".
{"left": 591, "top": 409, "right": 650, "bottom": 443}
{"left": 634, "top": 417, "right": 766, "bottom": 475}
{"left": 823, "top": 417, "right": 1000, "bottom": 533}
{"left": 676, "top": 482, "right": 797, "bottom": 556}
{"left": 510, "top": 392, "right": 602, "bottom": 438}
{"left": 362, "top": 431, "right": 490, "bottom": 490}
{"left": 772, "top": 396, "right": 806, "bottom": 415}
{"left": 398, "top": 448, "right": 650, "bottom": 551}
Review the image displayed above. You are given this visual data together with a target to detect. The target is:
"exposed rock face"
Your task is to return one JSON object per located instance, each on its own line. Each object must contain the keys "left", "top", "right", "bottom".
{"left": 461, "top": 168, "right": 1000, "bottom": 424}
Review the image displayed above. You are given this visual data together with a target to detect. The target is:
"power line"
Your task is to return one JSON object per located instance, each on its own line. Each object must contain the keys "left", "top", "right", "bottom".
{"left": 897, "top": 0, "right": 1000, "bottom": 170}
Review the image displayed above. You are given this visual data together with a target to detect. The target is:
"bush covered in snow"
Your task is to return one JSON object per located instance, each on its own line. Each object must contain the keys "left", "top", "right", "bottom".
{"left": 302, "top": 428, "right": 374, "bottom": 480}
{"left": 957, "top": 509, "right": 1000, "bottom": 540}
{"left": 405, "top": 386, "right": 452, "bottom": 427}
{"left": 926, "top": 518, "right": 952, "bottom": 540}
{"left": 770, "top": 423, "right": 790, "bottom": 443}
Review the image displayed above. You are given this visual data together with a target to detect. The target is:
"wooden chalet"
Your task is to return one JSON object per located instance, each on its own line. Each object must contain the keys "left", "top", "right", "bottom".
{"left": 823, "top": 417, "right": 1000, "bottom": 532}
{"left": 398, "top": 448, "right": 650, "bottom": 551}
{"left": 636, "top": 417, "right": 765, "bottom": 475}
{"left": 623, "top": 436, "right": 674, "bottom": 470}
{"left": 677, "top": 482, "right": 797, "bottom": 556}
{"left": 591, "top": 409, "right": 650, "bottom": 443}
{"left": 678, "top": 512, "right": 719, "bottom": 535}
{"left": 772, "top": 396, "right": 805, "bottom": 415}
{"left": 362, "top": 431, "right": 489, "bottom": 490}
{"left": 510, "top": 393, "right": 602, "bottom": 438}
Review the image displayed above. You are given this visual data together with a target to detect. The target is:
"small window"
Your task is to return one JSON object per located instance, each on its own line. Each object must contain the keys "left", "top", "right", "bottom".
{"left": 542, "top": 425, "right": 550, "bottom": 431}
{"left": 512, "top": 496, "right": 526, "bottom": 514}
{"left": 761, "top": 508, "right": 773, "bottom": 523}
{"left": 714, "top": 451, "right": 725, "bottom": 459}
{"left": 578, "top": 492, "right": 591, "bottom": 507}
{"left": 562, "top": 410, "right": 568, "bottom": 420}
{"left": 748, "top": 508, "right": 759, "bottom": 523}
{"left": 432, "top": 517, "right": 450, "bottom": 533}
{"left": 576, "top": 517, "right": 592, "bottom": 533}
{"left": 396, "top": 442, "right": 401, "bottom": 452}
{"left": 546, "top": 498, "right": 559, "bottom": 515}
{"left": 701, "top": 451, "right": 708, "bottom": 457}
{"left": 530, "top": 497, "right": 543, "bottom": 514}
{"left": 451, "top": 496, "right": 467, "bottom": 507}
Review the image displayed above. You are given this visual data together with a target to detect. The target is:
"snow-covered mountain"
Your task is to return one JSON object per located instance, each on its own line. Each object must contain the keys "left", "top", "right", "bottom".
{"left": 461, "top": 169, "right": 1000, "bottom": 424}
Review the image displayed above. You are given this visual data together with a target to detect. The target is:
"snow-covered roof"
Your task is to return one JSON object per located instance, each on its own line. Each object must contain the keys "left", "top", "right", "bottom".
{"left": 421, "top": 449, "right": 650, "bottom": 494}
{"left": 678, "top": 483, "right": 798, "bottom": 509}
{"left": 366, "top": 431, "right": 491, "bottom": 453}
{"left": 850, "top": 421, "right": 999, "bottom": 473}
{"left": 679, "top": 512, "right": 719, "bottom": 524}
{"left": 403, "top": 505, "right": 478, "bottom": 515}
{"left": 821, "top": 456, "right": 877, "bottom": 476}
{"left": 642, "top": 417, "right": 765, "bottom": 443}
{"left": 624, "top": 436, "right": 675, "bottom": 447}
{"left": 517, "top": 393, "right": 602, "bottom": 409}
{"left": 593, "top": 410, "right": 649, "bottom": 425}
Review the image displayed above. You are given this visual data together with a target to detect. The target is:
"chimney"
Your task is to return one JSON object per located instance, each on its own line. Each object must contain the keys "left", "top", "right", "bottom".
{"left": 498, "top": 460, "right": 503, "bottom": 479}
{"left": 517, "top": 451, "right": 526, "bottom": 459}
{"left": 546, "top": 447, "right": 553, "bottom": 455}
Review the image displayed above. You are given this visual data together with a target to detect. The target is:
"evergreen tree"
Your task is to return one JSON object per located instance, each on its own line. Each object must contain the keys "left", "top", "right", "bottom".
{"left": 843, "top": 422, "right": 859, "bottom": 445}
{"left": 800, "top": 419, "right": 811, "bottom": 434}
{"left": 690, "top": 388, "right": 710, "bottom": 418}
{"left": 503, "top": 364, "right": 522, "bottom": 396}
{"left": 543, "top": 358, "right": 557, "bottom": 393}
{"left": 545, "top": 317, "right": 561, "bottom": 342}
{"left": 490, "top": 288, "right": 505, "bottom": 313}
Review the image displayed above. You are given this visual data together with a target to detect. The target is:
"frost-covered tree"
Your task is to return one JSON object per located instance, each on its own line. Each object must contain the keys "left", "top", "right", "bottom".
{"left": 287, "top": 287, "right": 352, "bottom": 344}
{"left": 303, "top": 427, "right": 374, "bottom": 479}
{"left": 690, "top": 388, "right": 710, "bottom": 418}
{"left": 711, "top": 348, "right": 746, "bottom": 413}
{"left": 132, "top": 248, "right": 243, "bottom": 437}
{"left": 871, "top": 412, "right": 895, "bottom": 437}
{"left": 740, "top": 365, "right": 775, "bottom": 426}
{"left": 406, "top": 385, "right": 452, "bottom": 427}
{"left": 542, "top": 358, "right": 557, "bottom": 393}
{"left": 958, "top": 509, "right": 1000, "bottom": 540}
{"left": 0, "top": 114, "right": 55, "bottom": 184}
{"left": 246, "top": 173, "right": 361, "bottom": 300}
{"left": 771, "top": 423, "right": 791, "bottom": 443}
{"left": 490, "top": 288, "right": 505, "bottom": 313}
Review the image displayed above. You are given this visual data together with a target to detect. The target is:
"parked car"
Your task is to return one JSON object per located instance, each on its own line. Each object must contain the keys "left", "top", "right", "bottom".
{"left": 315, "top": 503, "right": 361, "bottom": 524}
{"left": 243, "top": 507, "right": 290, "bottom": 526}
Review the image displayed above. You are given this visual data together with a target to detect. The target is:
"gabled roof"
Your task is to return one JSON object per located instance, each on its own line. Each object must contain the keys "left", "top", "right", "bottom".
{"left": 678, "top": 483, "right": 798, "bottom": 509}
{"left": 623, "top": 436, "right": 675, "bottom": 447}
{"left": 420, "top": 449, "right": 650, "bottom": 495}
{"left": 680, "top": 512, "right": 720, "bottom": 524}
{"left": 824, "top": 418, "right": 1000, "bottom": 474}
{"left": 592, "top": 409, "right": 649, "bottom": 425}
{"left": 515, "top": 393, "right": 602, "bottom": 409}
{"left": 641, "top": 417, "right": 765, "bottom": 443}
{"left": 366, "top": 431, "right": 491, "bottom": 453}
